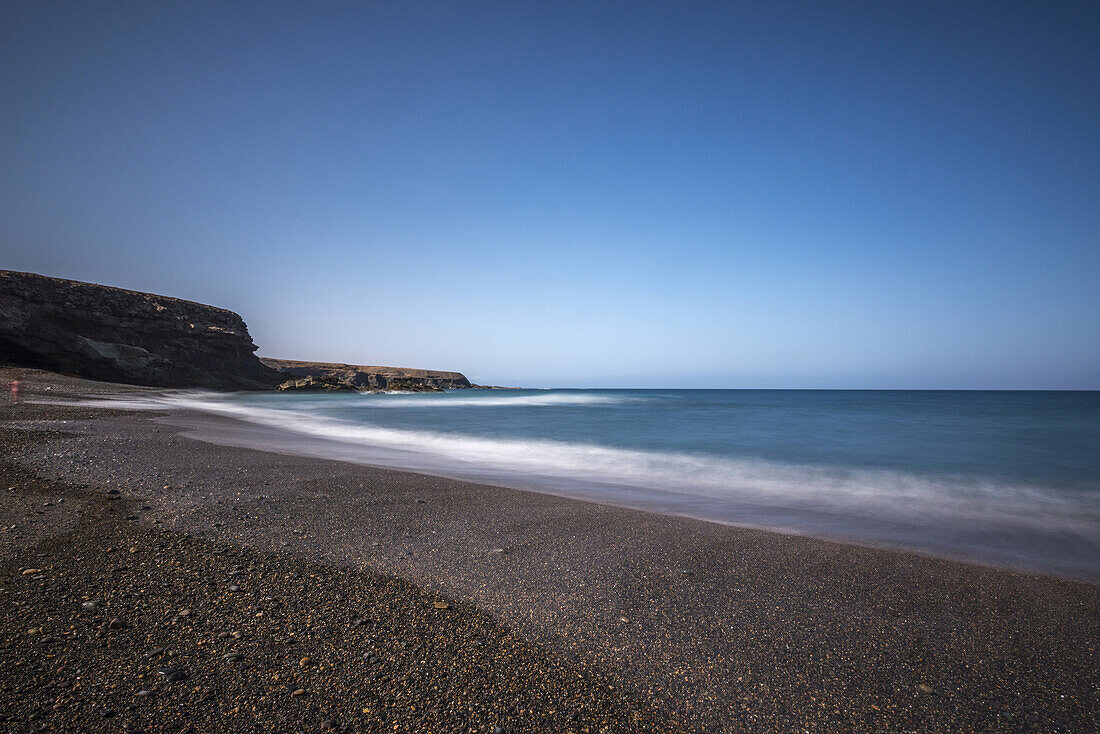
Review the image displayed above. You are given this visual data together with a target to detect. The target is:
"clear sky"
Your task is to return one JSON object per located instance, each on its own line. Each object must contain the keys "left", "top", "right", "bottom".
{"left": 2, "top": 1, "right": 1097, "bottom": 388}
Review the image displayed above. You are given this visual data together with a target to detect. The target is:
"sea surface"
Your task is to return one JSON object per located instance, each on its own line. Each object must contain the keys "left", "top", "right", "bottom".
{"left": 96, "top": 389, "right": 1100, "bottom": 580}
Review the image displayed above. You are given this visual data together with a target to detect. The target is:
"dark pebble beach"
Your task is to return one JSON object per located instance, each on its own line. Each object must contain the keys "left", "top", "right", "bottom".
{"left": 1, "top": 368, "right": 1097, "bottom": 733}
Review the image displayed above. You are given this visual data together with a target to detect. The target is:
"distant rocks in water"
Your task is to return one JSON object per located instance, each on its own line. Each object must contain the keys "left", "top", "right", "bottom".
{"left": 262, "top": 358, "right": 481, "bottom": 392}
{"left": 276, "top": 375, "right": 358, "bottom": 393}
{"left": 0, "top": 270, "right": 283, "bottom": 390}
{"left": 276, "top": 374, "right": 443, "bottom": 393}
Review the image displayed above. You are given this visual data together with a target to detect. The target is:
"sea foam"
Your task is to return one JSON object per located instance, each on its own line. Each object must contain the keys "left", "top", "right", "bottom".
{"left": 65, "top": 391, "right": 1100, "bottom": 563}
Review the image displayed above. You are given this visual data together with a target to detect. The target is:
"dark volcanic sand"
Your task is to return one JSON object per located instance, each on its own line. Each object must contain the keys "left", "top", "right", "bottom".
{"left": 1, "top": 368, "right": 1097, "bottom": 733}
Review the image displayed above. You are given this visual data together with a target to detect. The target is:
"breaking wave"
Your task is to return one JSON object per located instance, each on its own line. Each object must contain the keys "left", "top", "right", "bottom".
{"left": 348, "top": 392, "right": 638, "bottom": 408}
{"left": 64, "top": 391, "right": 1100, "bottom": 560}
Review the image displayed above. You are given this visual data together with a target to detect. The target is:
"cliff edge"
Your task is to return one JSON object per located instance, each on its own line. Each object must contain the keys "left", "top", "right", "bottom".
{"left": 0, "top": 270, "right": 282, "bottom": 390}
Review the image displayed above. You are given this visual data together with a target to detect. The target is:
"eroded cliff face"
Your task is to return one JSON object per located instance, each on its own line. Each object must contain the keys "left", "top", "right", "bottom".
{"left": 0, "top": 270, "right": 282, "bottom": 390}
{"left": 259, "top": 358, "right": 476, "bottom": 391}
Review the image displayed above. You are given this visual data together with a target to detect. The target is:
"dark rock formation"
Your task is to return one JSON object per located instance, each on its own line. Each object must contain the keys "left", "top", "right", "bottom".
{"left": 261, "top": 358, "right": 476, "bottom": 391}
{"left": 0, "top": 270, "right": 283, "bottom": 390}
{"left": 275, "top": 374, "right": 444, "bottom": 393}
{"left": 275, "top": 375, "right": 362, "bottom": 392}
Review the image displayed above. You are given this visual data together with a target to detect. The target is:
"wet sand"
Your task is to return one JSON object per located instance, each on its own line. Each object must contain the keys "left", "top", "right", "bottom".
{"left": 2, "top": 368, "right": 1097, "bottom": 732}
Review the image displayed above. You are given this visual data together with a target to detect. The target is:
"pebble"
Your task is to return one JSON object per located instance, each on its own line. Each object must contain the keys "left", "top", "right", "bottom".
{"left": 917, "top": 683, "right": 934, "bottom": 694}
{"left": 321, "top": 719, "right": 338, "bottom": 729}
{"left": 299, "top": 656, "right": 313, "bottom": 667}
{"left": 178, "top": 608, "right": 191, "bottom": 617}
{"left": 156, "top": 666, "right": 187, "bottom": 683}
{"left": 433, "top": 601, "right": 451, "bottom": 610}
{"left": 291, "top": 688, "right": 306, "bottom": 697}
{"left": 21, "top": 569, "right": 42, "bottom": 576}
{"left": 135, "top": 690, "right": 153, "bottom": 698}
{"left": 222, "top": 652, "right": 245, "bottom": 663}
{"left": 81, "top": 601, "right": 98, "bottom": 610}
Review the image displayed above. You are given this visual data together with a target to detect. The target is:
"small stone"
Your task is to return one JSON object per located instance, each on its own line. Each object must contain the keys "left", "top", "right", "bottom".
{"left": 228, "top": 585, "right": 240, "bottom": 592}
{"left": 321, "top": 720, "right": 338, "bottom": 730}
{"left": 299, "top": 656, "right": 313, "bottom": 667}
{"left": 433, "top": 601, "right": 451, "bottom": 609}
{"left": 222, "top": 652, "right": 245, "bottom": 663}
{"left": 178, "top": 609, "right": 191, "bottom": 617}
{"left": 291, "top": 688, "right": 306, "bottom": 697}
{"left": 917, "top": 683, "right": 934, "bottom": 694}
{"left": 21, "top": 569, "right": 41, "bottom": 575}
{"left": 81, "top": 601, "right": 98, "bottom": 610}
{"left": 135, "top": 690, "right": 153, "bottom": 698}
{"left": 155, "top": 666, "right": 186, "bottom": 684}
{"left": 109, "top": 617, "right": 125, "bottom": 628}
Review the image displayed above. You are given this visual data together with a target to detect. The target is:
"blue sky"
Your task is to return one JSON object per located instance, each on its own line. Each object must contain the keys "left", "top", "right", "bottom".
{"left": 2, "top": 1, "right": 1097, "bottom": 388}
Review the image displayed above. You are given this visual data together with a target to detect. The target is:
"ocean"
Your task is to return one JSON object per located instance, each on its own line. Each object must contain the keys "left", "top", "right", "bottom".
{"left": 105, "top": 388, "right": 1100, "bottom": 580}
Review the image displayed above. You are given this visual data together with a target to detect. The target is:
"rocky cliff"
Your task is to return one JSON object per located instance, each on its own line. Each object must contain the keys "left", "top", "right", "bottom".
{"left": 260, "top": 358, "right": 476, "bottom": 391}
{"left": 0, "top": 270, "right": 283, "bottom": 390}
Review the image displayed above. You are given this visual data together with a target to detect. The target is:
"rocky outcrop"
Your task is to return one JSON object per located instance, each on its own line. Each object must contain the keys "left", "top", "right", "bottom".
{"left": 274, "top": 375, "right": 363, "bottom": 393}
{"left": 261, "top": 358, "right": 476, "bottom": 391}
{"left": 0, "top": 270, "right": 283, "bottom": 390}
{"left": 275, "top": 374, "right": 444, "bottom": 393}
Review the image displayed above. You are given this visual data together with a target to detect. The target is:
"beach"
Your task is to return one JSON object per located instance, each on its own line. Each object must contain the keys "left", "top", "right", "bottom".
{"left": 2, "top": 368, "right": 1097, "bottom": 733}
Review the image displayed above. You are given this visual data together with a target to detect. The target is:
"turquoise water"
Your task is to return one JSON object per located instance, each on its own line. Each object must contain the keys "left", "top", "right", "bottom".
{"left": 124, "top": 389, "right": 1100, "bottom": 579}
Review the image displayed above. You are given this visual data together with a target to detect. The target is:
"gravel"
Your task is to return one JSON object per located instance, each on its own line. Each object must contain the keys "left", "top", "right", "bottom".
{"left": 2, "top": 366, "right": 1098, "bottom": 732}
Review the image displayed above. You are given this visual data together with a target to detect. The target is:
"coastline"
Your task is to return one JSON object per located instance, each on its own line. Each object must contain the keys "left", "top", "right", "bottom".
{"left": 2, "top": 368, "right": 1097, "bottom": 732}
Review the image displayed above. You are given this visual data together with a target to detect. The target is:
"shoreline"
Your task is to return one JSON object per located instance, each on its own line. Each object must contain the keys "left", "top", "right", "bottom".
{"left": 149, "top": 408, "right": 1100, "bottom": 584}
{"left": 59, "top": 383, "right": 1100, "bottom": 583}
{"left": 2, "top": 368, "right": 1098, "bottom": 732}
